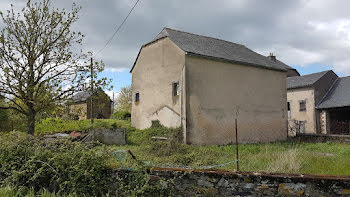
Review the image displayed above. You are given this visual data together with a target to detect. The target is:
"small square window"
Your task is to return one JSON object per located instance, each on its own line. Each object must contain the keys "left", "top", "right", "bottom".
{"left": 299, "top": 100, "right": 306, "bottom": 111}
{"left": 172, "top": 82, "right": 179, "bottom": 96}
{"left": 135, "top": 92, "right": 140, "bottom": 102}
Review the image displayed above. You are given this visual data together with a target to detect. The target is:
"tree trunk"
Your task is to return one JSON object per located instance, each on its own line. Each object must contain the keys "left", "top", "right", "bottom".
{"left": 27, "top": 113, "right": 36, "bottom": 135}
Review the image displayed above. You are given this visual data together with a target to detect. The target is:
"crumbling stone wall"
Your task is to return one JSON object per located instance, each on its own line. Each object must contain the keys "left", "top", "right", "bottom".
{"left": 113, "top": 168, "right": 350, "bottom": 196}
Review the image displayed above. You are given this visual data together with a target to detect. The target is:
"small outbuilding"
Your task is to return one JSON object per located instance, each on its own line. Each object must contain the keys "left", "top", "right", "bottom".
{"left": 69, "top": 89, "right": 112, "bottom": 120}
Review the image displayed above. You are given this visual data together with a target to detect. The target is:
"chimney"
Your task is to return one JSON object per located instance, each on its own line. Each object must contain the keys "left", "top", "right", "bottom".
{"left": 268, "top": 52, "right": 276, "bottom": 62}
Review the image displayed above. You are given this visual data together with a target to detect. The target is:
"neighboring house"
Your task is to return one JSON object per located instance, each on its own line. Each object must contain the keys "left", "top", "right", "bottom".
{"left": 69, "top": 89, "right": 112, "bottom": 120}
{"left": 287, "top": 70, "right": 340, "bottom": 134}
{"left": 130, "top": 27, "right": 291, "bottom": 145}
{"left": 317, "top": 76, "right": 350, "bottom": 135}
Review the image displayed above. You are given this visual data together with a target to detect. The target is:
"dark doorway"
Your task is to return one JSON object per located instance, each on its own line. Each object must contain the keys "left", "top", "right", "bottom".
{"left": 329, "top": 107, "right": 350, "bottom": 135}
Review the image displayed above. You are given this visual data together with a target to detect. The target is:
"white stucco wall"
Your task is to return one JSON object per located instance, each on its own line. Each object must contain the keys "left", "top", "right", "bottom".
{"left": 131, "top": 38, "right": 186, "bottom": 129}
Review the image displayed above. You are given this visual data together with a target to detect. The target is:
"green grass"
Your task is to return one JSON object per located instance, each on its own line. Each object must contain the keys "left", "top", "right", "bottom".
{"left": 104, "top": 141, "right": 350, "bottom": 175}
{"left": 34, "top": 118, "right": 350, "bottom": 175}
{"left": 0, "top": 186, "right": 77, "bottom": 197}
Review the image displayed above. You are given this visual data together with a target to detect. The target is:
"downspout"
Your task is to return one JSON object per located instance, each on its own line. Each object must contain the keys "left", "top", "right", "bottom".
{"left": 180, "top": 65, "right": 186, "bottom": 143}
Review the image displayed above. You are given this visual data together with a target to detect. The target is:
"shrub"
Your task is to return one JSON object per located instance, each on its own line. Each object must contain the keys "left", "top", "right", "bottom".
{"left": 151, "top": 120, "right": 163, "bottom": 128}
{"left": 0, "top": 131, "right": 177, "bottom": 196}
{"left": 0, "top": 132, "right": 113, "bottom": 196}
{"left": 112, "top": 110, "right": 131, "bottom": 120}
{"left": 35, "top": 118, "right": 133, "bottom": 135}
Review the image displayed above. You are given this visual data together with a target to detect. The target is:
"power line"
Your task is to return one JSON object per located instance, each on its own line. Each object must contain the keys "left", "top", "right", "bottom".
{"left": 94, "top": 0, "right": 140, "bottom": 58}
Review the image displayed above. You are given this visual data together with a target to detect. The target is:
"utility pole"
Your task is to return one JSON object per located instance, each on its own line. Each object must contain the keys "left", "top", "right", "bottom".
{"left": 90, "top": 57, "right": 94, "bottom": 125}
{"left": 112, "top": 92, "right": 115, "bottom": 114}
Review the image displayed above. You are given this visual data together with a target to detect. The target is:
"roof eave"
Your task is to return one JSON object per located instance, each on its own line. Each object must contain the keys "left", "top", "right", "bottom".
{"left": 316, "top": 104, "right": 350, "bottom": 110}
{"left": 287, "top": 85, "right": 314, "bottom": 90}
{"left": 185, "top": 52, "right": 287, "bottom": 72}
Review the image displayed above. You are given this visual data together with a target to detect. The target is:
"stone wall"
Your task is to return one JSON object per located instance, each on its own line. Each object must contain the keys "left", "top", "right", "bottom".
{"left": 290, "top": 133, "right": 350, "bottom": 143}
{"left": 84, "top": 128, "right": 126, "bottom": 145}
{"left": 320, "top": 110, "right": 330, "bottom": 134}
{"left": 112, "top": 168, "right": 350, "bottom": 196}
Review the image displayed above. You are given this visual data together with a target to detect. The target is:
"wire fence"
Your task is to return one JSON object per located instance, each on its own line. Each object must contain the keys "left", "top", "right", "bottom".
{"left": 112, "top": 106, "right": 350, "bottom": 176}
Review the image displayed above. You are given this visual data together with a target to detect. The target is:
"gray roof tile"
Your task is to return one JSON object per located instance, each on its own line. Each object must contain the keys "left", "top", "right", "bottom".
{"left": 317, "top": 76, "right": 350, "bottom": 109}
{"left": 71, "top": 88, "right": 109, "bottom": 103}
{"left": 72, "top": 91, "right": 93, "bottom": 103}
{"left": 287, "top": 70, "right": 331, "bottom": 89}
{"left": 152, "top": 28, "right": 288, "bottom": 72}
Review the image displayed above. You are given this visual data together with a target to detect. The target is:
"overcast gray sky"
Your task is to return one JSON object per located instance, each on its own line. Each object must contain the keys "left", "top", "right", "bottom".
{"left": 2, "top": 0, "right": 350, "bottom": 76}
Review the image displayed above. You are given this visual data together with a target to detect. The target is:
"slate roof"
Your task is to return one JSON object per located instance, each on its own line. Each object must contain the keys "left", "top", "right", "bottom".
{"left": 287, "top": 70, "right": 331, "bottom": 89}
{"left": 72, "top": 91, "right": 93, "bottom": 103}
{"left": 317, "top": 76, "right": 350, "bottom": 109}
{"left": 71, "top": 88, "right": 109, "bottom": 103}
{"left": 131, "top": 27, "right": 291, "bottom": 72}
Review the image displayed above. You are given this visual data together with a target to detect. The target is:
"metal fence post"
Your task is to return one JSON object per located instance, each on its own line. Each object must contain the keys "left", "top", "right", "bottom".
{"left": 235, "top": 118, "right": 239, "bottom": 171}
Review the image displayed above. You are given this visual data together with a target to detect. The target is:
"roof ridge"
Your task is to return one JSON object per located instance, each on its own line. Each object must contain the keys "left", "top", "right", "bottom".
{"left": 303, "top": 70, "right": 331, "bottom": 76}
{"left": 164, "top": 27, "right": 289, "bottom": 71}
{"left": 164, "top": 27, "right": 245, "bottom": 47}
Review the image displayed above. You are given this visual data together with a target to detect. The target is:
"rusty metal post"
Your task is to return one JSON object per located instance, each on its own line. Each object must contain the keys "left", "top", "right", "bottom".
{"left": 235, "top": 118, "right": 239, "bottom": 171}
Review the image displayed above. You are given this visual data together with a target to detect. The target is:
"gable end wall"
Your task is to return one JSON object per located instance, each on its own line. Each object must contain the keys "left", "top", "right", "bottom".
{"left": 185, "top": 55, "right": 287, "bottom": 145}
{"left": 131, "top": 38, "right": 186, "bottom": 130}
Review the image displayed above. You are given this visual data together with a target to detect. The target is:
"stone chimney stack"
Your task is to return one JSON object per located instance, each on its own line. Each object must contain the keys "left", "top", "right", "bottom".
{"left": 268, "top": 53, "right": 276, "bottom": 62}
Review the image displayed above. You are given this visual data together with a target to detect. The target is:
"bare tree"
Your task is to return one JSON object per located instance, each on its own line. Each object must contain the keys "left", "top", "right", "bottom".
{"left": 0, "top": 0, "right": 108, "bottom": 134}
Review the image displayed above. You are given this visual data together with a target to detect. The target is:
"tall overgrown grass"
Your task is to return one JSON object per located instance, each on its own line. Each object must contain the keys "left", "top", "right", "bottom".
{"left": 34, "top": 118, "right": 350, "bottom": 175}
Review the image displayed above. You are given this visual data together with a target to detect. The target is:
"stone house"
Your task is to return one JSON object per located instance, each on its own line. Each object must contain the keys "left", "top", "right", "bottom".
{"left": 69, "top": 89, "right": 112, "bottom": 120}
{"left": 130, "top": 27, "right": 292, "bottom": 145}
{"left": 287, "top": 70, "right": 350, "bottom": 135}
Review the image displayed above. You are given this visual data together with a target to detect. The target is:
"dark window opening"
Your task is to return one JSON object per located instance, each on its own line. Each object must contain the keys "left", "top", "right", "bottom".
{"left": 287, "top": 102, "right": 291, "bottom": 118}
{"left": 287, "top": 102, "right": 290, "bottom": 111}
{"left": 329, "top": 107, "right": 350, "bottom": 135}
{"left": 299, "top": 100, "right": 306, "bottom": 111}
{"left": 135, "top": 92, "right": 140, "bottom": 102}
{"left": 172, "top": 82, "right": 179, "bottom": 96}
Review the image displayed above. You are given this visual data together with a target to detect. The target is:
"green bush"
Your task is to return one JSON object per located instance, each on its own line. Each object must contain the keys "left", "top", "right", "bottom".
{"left": 0, "top": 132, "right": 113, "bottom": 196}
{"left": 35, "top": 118, "right": 133, "bottom": 135}
{"left": 0, "top": 131, "right": 177, "bottom": 196}
{"left": 112, "top": 110, "right": 131, "bottom": 120}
